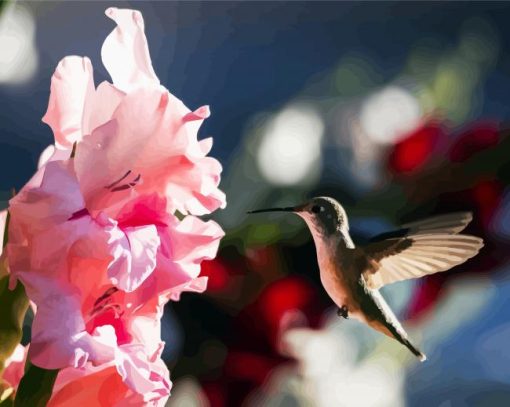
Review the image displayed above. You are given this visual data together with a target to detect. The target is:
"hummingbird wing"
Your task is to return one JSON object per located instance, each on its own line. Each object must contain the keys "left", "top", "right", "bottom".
{"left": 360, "top": 212, "right": 483, "bottom": 289}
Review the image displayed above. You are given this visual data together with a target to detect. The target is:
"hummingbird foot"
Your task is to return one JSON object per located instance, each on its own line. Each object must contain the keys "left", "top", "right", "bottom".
{"left": 337, "top": 305, "right": 349, "bottom": 319}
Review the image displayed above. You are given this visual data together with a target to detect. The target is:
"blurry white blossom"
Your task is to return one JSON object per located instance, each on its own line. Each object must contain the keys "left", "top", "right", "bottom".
{"left": 257, "top": 104, "right": 324, "bottom": 186}
{"left": 359, "top": 85, "right": 421, "bottom": 145}
{"left": 0, "top": 3, "right": 38, "bottom": 84}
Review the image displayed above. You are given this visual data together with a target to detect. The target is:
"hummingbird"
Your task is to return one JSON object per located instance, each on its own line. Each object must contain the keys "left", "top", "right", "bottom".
{"left": 247, "top": 197, "right": 484, "bottom": 361}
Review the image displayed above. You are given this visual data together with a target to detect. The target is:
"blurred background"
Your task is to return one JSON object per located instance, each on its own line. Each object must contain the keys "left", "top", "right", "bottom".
{"left": 2, "top": 1, "right": 510, "bottom": 406}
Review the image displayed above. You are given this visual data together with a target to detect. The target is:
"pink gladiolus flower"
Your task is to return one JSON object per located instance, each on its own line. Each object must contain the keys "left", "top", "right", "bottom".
{"left": 42, "top": 7, "right": 225, "bottom": 216}
{"left": 8, "top": 159, "right": 222, "bottom": 403}
{"left": 6, "top": 7, "right": 225, "bottom": 404}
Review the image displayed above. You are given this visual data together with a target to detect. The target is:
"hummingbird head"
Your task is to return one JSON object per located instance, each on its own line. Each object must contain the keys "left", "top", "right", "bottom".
{"left": 247, "top": 196, "right": 348, "bottom": 237}
{"left": 296, "top": 196, "right": 348, "bottom": 237}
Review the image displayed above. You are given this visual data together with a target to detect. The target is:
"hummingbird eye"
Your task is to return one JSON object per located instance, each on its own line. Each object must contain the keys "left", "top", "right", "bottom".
{"left": 311, "top": 205, "right": 322, "bottom": 214}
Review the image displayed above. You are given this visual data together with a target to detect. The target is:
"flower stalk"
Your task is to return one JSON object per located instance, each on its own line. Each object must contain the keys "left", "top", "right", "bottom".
{"left": 13, "top": 364, "right": 58, "bottom": 407}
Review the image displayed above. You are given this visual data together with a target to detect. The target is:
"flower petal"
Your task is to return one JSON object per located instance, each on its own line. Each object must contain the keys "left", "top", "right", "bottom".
{"left": 17, "top": 273, "right": 116, "bottom": 369}
{"left": 126, "top": 312, "right": 164, "bottom": 362}
{"left": 168, "top": 216, "right": 224, "bottom": 269}
{"left": 74, "top": 88, "right": 225, "bottom": 216}
{"left": 0, "top": 209, "right": 7, "bottom": 259}
{"left": 8, "top": 160, "right": 85, "bottom": 237}
{"left": 102, "top": 7, "right": 159, "bottom": 93}
{"left": 88, "top": 81, "right": 125, "bottom": 134}
{"left": 115, "top": 344, "right": 171, "bottom": 403}
{"left": 166, "top": 276, "right": 208, "bottom": 301}
{"left": 49, "top": 366, "right": 129, "bottom": 407}
{"left": 182, "top": 105, "right": 210, "bottom": 123}
{"left": 108, "top": 225, "right": 160, "bottom": 292}
{"left": 133, "top": 217, "right": 222, "bottom": 305}
{"left": 49, "top": 347, "right": 170, "bottom": 407}
{"left": 42, "top": 56, "right": 95, "bottom": 149}
{"left": 115, "top": 194, "right": 169, "bottom": 229}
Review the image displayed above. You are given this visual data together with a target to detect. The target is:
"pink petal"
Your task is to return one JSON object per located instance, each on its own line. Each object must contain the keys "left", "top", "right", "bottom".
{"left": 199, "top": 137, "right": 213, "bottom": 155}
{"left": 8, "top": 193, "right": 138, "bottom": 370}
{"left": 8, "top": 161, "right": 85, "bottom": 237}
{"left": 37, "top": 145, "right": 56, "bottom": 168}
{"left": 167, "top": 276, "right": 208, "bottom": 301}
{"left": 17, "top": 273, "right": 116, "bottom": 369}
{"left": 134, "top": 217, "right": 222, "bottom": 304}
{"left": 165, "top": 156, "right": 226, "bottom": 215}
{"left": 88, "top": 81, "right": 125, "bottom": 133}
{"left": 49, "top": 350, "right": 170, "bottom": 407}
{"left": 108, "top": 225, "right": 160, "bottom": 292}
{"left": 49, "top": 366, "right": 132, "bottom": 406}
{"left": 0, "top": 209, "right": 7, "bottom": 258}
{"left": 168, "top": 217, "right": 224, "bottom": 268}
{"left": 115, "top": 344, "right": 171, "bottom": 403}
{"left": 102, "top": 7, "right": 159, "bottom": 93}
{"left": 115, "top": 194, "right": 170, "bottom": 229}
{"left": 37, "top": 144, "right": 75, "bottom": 169}
{"left": 74, "top": 87, "right": 226, "bottom": 216}
{"left": 9, "top": 198, "right": 119, "bottom": 294}
{"left": 127, "top": 313, "right": 163, "bottom": 360}
{"left": 182, "top": 105, "right": 210, "bottom": 123}
{"left": 49, "top": 291, "right": 170, "bottom": 405}
{"left": 66, "top": 216, "right": 128, "bottom": 310}
{"left": 73, "top": 89, "right": 174, "bottom": 214}
{"left": 73, "top": 120, "right": 134, "bottom": 215}
{"left": 42, "top": 56, "right": 95, "bottom": 149}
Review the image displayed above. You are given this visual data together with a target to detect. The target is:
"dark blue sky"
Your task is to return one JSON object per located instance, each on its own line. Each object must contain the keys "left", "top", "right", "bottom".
{"left": 1, "top": 1, "right": 510, "bottom": 192}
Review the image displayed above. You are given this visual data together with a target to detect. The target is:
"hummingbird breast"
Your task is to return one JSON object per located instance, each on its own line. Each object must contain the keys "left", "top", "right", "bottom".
{"left": 315, "top": 236, "right": 357, "bottom": 310}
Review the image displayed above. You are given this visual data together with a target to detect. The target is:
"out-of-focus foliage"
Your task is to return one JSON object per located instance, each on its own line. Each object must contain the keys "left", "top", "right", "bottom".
{"left": 0, "top": 275, "right": 28, "bottom": 406}
{"left": 0, "top": 1, "right": 9, "bottom": 14}
{"left": 0, "top": 212, "right": 27, "bottom": 377}
{"left": 0, "top": 275, "right": 27, "bottom": 374}
{"left": 181, "top": 10, "right": 510, "bottom": 405}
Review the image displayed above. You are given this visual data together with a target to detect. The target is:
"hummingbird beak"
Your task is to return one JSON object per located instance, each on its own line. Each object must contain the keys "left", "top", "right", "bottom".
{"left": 246, "top": 206, "right": 296, "bottom": 214}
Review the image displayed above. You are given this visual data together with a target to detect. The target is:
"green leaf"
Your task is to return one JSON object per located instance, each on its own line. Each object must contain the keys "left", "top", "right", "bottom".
{"left": 13, "top": 364, "right": 58, "bottom": 407}
{"left": 0, "top": 274, "right": 29, "bottom": 374}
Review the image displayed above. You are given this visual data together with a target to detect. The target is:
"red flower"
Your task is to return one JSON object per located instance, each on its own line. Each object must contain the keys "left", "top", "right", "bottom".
{"left": 201, "top": 259, "right": 230, "bottom": 292}
{"left": 471, "top": 179, "right": 504, "bottom": 228}
{"left": 388, "top": 123, "right": 444, "bottom": 174}
{"left": 257, "top": 277, "right": 316, "bottom": 338}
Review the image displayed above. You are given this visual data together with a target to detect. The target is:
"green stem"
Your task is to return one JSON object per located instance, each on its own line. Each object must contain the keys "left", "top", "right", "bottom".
{"left": 13, "top": 364, "right": 58, "bottom": 407}
{"left": 0, "top": 278, "right": 28, "bottom": 374}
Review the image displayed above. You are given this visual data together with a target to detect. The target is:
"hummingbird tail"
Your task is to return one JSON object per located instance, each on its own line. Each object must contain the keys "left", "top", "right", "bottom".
{"left": 367, "top": 291, "right": 427, "bottom": 362}
{"left": 401, "top": 337, "right": 427, "bottom": 362}
{"left": 384, "top": 318, "right": 427, "bottom": 362}
{"left": 360, "top": 289, "right": 427, "bottom": 362}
